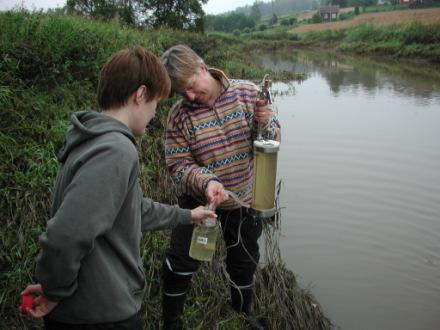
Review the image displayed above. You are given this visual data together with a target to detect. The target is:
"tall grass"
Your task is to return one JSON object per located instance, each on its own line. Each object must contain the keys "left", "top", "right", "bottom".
{"left": 1, "top": 10, "right": 329, "bottom": 329}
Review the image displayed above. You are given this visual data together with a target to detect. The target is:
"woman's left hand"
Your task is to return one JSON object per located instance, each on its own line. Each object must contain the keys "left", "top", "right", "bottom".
{"left": 254, "top": 99, "right": 273, "bottom": 125}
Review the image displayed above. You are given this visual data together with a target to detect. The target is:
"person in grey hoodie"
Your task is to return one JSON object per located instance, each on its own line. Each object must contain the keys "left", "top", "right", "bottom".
{"left": 20, "top": 46, "right": 216, "bottom": 330}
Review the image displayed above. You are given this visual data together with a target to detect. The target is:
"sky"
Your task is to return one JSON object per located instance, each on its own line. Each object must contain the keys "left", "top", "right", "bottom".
{"left": 0, "top": 0, "right": 262, "bottom": 14}
{"left": 203, "top": 0, "right": 259, "bottom": 15}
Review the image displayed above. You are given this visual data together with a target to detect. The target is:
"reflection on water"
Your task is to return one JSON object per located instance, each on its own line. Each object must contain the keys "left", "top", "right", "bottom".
{"left": 256, "top": 51, "right": 440, "bottom": 330}
{"left": 258, "top": 50, "right": 440, "bottom": 104}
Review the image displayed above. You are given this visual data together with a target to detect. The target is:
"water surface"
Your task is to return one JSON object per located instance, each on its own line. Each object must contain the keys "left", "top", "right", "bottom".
{"left": 256, "top": 51, "right": 440, "bottom": 330}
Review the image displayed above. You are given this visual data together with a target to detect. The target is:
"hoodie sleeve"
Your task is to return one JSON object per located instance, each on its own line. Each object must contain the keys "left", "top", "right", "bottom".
{"left": 35, "top": 141, "right": 137, "bottom": 302}
{"left": 140, "top": 197, "right": 191, "bottom": 231}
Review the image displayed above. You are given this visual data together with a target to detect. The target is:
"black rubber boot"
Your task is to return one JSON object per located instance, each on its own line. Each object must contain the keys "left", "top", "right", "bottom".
{"left": 230, "top": 286, "right": 265, "bottom": 330}
{"left": 162, "top": 264, "right": 192, "bottom": 330}
{"left": 162, "top": 293, "right": 186, "bottom": 330}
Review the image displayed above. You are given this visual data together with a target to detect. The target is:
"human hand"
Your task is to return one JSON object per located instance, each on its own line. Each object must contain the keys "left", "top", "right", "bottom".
{"left": 205, "top": 181, "right": 229, "bottom": 207}
{"left": 254, "top": 99, "right": 273, "bottom": 125}
{"left": 190, "top": 205, "right": 217, "bottom": 225}
{"left": 20, "top": 284, "right": 58, "bottom": 318}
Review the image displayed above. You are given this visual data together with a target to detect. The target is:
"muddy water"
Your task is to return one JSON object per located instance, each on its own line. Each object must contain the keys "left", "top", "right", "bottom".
{"left": 256, "top": 50, "right": 440, "bottom": 330}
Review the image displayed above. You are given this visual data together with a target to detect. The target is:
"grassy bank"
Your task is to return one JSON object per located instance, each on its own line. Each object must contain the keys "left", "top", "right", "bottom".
{"left": 298, "top": 22, "right": 440, "bottom": 62}
{"left": 225, "top": 7, "right": 440, "bottom": 63}
{"left": 0, "top": 11, "right": 330, "bottom": 329}
{"left": 310, "top": 23, "right": 440, "bottom": 63}
{"left": 289, "top": 8, "right": 440, "bottom": 63}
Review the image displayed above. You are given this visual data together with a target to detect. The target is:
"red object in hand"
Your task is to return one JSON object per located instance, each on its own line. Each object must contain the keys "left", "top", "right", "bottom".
{"left": 20, "top": 294, "right": 33, "bottom": 315}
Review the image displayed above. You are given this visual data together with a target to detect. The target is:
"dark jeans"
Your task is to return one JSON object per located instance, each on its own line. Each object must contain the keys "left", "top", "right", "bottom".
{"left": 44, "top": 314, "right": 142, "bottom": 330}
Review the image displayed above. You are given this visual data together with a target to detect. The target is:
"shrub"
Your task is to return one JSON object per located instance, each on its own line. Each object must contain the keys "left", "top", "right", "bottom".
{"left": 280, "top": 18, "right": 290, "bottom": 26}
{"left": 312, "top": 12, "right": 323, "bottom": 23}
{"left": 258, "top": 23, "right": 267, "bottom": 31}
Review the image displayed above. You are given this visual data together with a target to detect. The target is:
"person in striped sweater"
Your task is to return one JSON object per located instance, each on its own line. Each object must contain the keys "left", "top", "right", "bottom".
{"left": 160, "top": 45, "right": 280, "bottom": 330}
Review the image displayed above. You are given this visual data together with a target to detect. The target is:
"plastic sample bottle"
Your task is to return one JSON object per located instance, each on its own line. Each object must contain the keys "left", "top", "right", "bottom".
{"left": 189, "top": 205, "right": 219, "bottom": 261}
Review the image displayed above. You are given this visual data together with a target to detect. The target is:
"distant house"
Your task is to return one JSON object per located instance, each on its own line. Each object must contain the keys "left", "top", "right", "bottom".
{"left": 319, "top": 5, "right": 340, "bottom": 21}
{"left": 399, "top": 0, "right": 417, "bottom": 3}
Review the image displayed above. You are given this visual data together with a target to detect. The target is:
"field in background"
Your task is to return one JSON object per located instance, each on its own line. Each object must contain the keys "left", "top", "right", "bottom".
{"left": 290, "top": 7, "right": 440, "bottom": 33}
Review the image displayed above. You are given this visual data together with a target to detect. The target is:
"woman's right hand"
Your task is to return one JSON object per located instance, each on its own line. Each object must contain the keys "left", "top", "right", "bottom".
{"left": 205, "top": 181, "right": 229, "bottom": 207}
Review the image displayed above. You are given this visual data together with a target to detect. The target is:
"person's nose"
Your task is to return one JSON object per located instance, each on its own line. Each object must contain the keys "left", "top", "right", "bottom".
{"left": 186, "top": 91, "right": 196, "bottom": 101}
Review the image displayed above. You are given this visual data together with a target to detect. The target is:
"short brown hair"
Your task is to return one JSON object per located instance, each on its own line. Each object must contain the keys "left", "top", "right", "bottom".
{"left": 98, "top": 45, "right": 171, "bottom": 110}
{"left": 161, "top": 44, "right": 205, "bottom": 93}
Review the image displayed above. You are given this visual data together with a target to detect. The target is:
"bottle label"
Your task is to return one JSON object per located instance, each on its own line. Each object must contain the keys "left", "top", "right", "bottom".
{"left": 196, "top": 236, "right": 208, "bottom": 245}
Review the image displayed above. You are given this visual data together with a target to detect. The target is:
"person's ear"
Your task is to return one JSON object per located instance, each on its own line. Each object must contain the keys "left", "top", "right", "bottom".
{"left": 134, "top": 85, "right": 147, "bottom": 105}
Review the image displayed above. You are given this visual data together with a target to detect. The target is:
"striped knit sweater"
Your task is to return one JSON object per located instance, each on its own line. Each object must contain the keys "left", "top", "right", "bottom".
{"left": 165, "top": 68, "right": 280, "bottom": 210}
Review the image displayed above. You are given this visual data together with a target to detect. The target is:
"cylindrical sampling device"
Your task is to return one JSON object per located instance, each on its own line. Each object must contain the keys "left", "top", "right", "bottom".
{"left": 249, "top": 75, "right": 280, "bottom": 218}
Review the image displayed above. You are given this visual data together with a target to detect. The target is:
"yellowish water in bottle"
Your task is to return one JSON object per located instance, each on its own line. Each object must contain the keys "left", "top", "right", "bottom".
{"left": 189, "top": 224, "right": 219, "bottom": 261}
{"left": 251, "top": 150, "right": 278, "bottom": 210}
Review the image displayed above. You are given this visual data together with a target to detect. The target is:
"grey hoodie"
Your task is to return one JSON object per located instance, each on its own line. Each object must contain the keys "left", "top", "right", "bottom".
{"left": 35, "top": 111, "right": 191, "bottom": 324}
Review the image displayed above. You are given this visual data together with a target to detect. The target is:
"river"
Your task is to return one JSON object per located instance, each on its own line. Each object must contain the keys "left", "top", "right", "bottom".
{"left": 255, "top": 50, "right": 440, "bottom": 330}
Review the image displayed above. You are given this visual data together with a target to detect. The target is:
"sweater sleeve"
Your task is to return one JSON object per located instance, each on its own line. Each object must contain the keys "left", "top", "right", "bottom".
{"left": 237, "top": 82, "right": 281, "bottom": 143}
{"left": 164, "top": 102, "right": 219, "bottom": 200}
{"left": 35, "top": 143, "right": 135, "bottom": 302}
{"left": 253, "top": 84, "right": 281, "bottom": 142}
{"left": 261, "top": 113, "right": 281, "bottom": 141}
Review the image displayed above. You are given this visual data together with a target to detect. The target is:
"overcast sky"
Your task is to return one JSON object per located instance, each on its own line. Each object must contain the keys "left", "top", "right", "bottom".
{"left": 0, "top": 0, "right": 262, "bottom": 14}
{"left": 203, "top": 0, "right": 259, "bottom": 15}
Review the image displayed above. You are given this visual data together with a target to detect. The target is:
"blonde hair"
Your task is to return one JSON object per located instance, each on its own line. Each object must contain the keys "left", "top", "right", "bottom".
{"left": 161, "top": 44, "right": 205, "bottom": 93}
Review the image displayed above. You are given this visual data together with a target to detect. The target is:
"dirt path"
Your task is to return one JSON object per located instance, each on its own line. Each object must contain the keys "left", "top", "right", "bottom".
{"left": 290, "top": 7, "right": 440, "bottom": 34}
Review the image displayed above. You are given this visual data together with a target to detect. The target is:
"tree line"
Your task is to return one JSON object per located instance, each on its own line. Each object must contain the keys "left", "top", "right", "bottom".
{"left": 65, "top": 0, "right": 207, "bottom": 31}
{"left": 48, "top": 0, "right": 440, "bottom": 34}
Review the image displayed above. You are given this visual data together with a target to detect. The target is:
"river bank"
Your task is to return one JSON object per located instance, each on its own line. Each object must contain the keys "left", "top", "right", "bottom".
{"left": 296, "top": 22, "right": 440, "bottom": 63}
{"left": 294, "top": 8, "right": 440, "bottom": 63}
{"left": 231, "top": 7, "right": 440, "bottom": 63}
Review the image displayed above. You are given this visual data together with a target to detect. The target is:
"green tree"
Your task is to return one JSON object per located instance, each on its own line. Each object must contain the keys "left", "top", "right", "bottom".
{"left": 354, "top": 4, "right": 359, "bottom": 15}
{"left": 332, "top": 0, "right": 347, "bottom": 7}
{"left": 270, "top": 13, "right": 278, "bottom": 25}
{"left": 67, "top": 0, "right": 207, "bottom": 31}
{"left": 67, "top": 0, "right": 136, "bottom": 25}
{"left": 140, "top": 0, "right": 207, "bottom": 32}
{"left": 250, "top": 1, "right": 261, "bottom": 22}
{"left": 312, "top": 11, "right": 323, "bottom": 23}
{"left": 280, "top": 17, "right": 290, "bottom": 26}
{"left": 258, "top": 23, "right": 267, "bottom": 31}
{"left": 205, "top": 12, "right": 256, "bottom": 32}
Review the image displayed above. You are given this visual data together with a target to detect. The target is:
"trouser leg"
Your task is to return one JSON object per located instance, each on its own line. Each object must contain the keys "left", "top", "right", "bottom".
{"left": 162, "top": 195, "right": 201, "bottom": 330}
{"left": 220, "top": 209, "right": 263, "bottom": 314}
{"left": 162, "top": 261, "right": 193, "bottom": 330}
{"left": 230, "top": 283, "right": 254, "bottom": 314}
